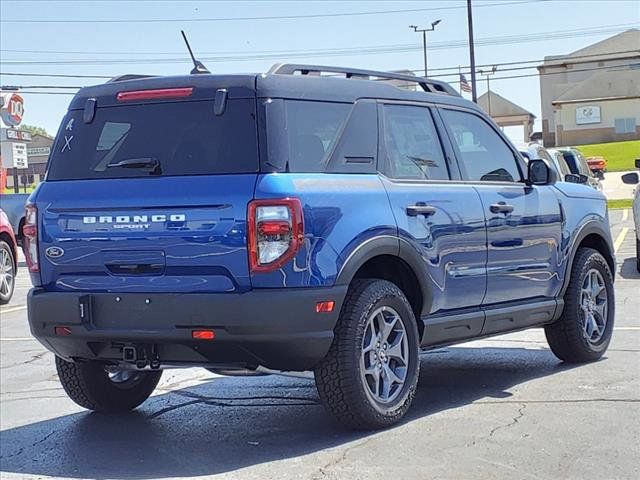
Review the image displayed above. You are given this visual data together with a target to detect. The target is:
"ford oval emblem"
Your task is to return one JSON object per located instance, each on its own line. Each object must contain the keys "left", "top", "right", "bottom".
{"left": 46, "top": 246, "right": 65, "bottom": 259}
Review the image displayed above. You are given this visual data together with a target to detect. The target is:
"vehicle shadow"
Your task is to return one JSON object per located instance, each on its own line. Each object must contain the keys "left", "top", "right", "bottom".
{"left": 0, "top": 346, "right": 579, "bottom": 479}
{"left": 619, "top": 257, "right": 639, "bottom": 279}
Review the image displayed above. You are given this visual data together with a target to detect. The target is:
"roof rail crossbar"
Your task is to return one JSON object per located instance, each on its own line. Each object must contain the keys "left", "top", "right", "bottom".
{"left": 267, "top": 63, "right": 460, "bottom": 96}
{"left": 107, "top": 74, "right": 158, "bottom": 83}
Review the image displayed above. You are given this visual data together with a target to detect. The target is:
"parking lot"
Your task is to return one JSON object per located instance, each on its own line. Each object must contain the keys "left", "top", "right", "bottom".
{"left": 0, "top": 209, "right": 638, "bottom": 480}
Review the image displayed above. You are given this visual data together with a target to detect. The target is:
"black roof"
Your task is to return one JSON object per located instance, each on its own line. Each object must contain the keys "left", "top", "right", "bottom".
{"left": 69, "top": 63, "right": 481, "bottom": 112}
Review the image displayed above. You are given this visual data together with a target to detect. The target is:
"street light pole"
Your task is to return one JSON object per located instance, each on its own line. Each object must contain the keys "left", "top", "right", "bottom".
{"left": 410, "top": 19, "right": 441, "bottom": 77}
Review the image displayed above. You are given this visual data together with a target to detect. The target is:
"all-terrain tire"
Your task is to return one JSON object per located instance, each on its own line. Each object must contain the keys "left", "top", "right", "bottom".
{"left": 56, "top": 356, "right": 162, "bottom": 412}
{"left": 314, "top": 279, "right": 420, "bottom": 430}
{"left": 545, "top": 248, "right": 614, "bottom": 363}
{"left": 0, "top": 240, "right": 16, "bottom": 305}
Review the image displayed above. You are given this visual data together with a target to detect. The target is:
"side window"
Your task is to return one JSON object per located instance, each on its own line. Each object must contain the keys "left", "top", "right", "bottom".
{"left": 382, "top": 104, "right": 449, "bottom": 180}
{"left": 441, "top": 109, "right": 521, "bottom": 182}
{"left": 284, "top": 100, "right": 351, "bottom": 172}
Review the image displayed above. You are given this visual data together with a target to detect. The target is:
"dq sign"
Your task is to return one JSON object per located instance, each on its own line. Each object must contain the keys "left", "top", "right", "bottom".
{"left": 0, "top": 93, "right": 24, "bottom": 127}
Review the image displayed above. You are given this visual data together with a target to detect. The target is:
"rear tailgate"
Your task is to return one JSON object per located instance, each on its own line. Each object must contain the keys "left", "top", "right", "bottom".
{"left": 35, "top": 78, "right": 258, "bottom": 293}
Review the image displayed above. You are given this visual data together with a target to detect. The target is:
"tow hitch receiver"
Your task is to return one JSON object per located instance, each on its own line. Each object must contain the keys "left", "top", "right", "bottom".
{"left": 120, "top": 344, "right": 161, "bottom": 369}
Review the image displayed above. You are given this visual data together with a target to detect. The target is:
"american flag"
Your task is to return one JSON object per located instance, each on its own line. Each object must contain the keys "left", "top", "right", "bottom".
{"left": 459, "top": 73, "right": 472, "bottom": 93}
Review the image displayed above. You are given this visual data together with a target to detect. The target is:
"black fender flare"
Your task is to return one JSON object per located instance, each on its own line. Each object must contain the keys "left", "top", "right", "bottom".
{"left": 335, "top": 235, "right": 432, "bottom": 317}
{"left": 560, "top": 221, "right": 615, "bottom": 297}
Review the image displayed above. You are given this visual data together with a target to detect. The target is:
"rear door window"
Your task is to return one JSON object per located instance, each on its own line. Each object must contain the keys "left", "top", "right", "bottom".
{"left": 382, "top": 104, "right": 449, "bottom": 180}
{"left": 47, "top": 99, "right": 258, "bottom": 180}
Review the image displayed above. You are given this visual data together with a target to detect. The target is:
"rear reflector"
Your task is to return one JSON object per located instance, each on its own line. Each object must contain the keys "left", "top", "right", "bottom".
{"left": 192, "top": 330, "right": 216, "bottom": 340}
{"left": 117, "top": 87, "right": 193, "bottom": 102}
{"left": 54, "top": 326, "right": 72, "bottom": 336}
{"left": 315, "top": 301, "right": 335, "bottom": 313}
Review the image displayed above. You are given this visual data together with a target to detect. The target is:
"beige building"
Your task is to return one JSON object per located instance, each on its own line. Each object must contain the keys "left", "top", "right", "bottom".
{"left": 538, "top": 29, "right": 640, "bottom": 146}
{"left": 478, "top": 90, "right": 536, "bottom": 142}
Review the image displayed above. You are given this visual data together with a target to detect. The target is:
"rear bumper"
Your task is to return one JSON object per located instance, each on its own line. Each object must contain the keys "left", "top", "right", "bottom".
{"left": 28, "top": 286, "right": 347, "bottom": 371}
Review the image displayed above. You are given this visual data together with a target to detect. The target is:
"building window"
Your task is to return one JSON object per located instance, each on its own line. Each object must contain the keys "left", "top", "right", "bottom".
{"left": 614, "top": 118, "right": 636, "bottom": 134}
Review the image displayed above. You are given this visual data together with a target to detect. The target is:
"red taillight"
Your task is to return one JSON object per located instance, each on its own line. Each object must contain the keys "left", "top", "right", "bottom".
{"left": 116, "top": 87, "right": 193, "bottom": 102}
{"left": 22, "top": 204, "right": 39, "bottom": 273}
{"left": 247, "top": 198, "right": 304, "bottom": 273}
{"left": 192, "top": 330, "right": 216, "bottom": 340}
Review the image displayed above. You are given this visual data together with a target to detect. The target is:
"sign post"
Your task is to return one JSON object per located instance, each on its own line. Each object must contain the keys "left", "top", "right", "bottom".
{"left": 0, "top": 91, "right": 27, "bottom": 194}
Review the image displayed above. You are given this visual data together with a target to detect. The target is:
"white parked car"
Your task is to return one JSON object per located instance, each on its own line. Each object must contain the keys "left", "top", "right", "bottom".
{"left": 622, "top": 159, "right": 640, "bottom": 272}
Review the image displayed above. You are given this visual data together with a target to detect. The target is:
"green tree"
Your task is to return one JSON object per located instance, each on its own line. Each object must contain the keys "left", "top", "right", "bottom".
{"left": 19, "top": 124, "right": 50, "bottom": 137}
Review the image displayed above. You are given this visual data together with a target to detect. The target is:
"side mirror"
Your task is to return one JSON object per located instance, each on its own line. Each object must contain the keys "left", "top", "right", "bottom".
{"left": 593, "top": 170, "right": 604, "bottom": 180}
{"left": 527, "top": 158, "right": 556, "bottom": 185}
{"left": 622, "top": 172, "right": 639, "bottom": 185}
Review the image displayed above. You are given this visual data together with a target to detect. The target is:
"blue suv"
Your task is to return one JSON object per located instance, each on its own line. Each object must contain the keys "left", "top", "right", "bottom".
{"left": 25, "top": 64, "right": 616, "bottom": 430}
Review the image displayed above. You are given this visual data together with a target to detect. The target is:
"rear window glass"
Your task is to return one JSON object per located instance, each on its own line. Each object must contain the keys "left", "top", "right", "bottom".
{"left": 284, "top": 101, "right": 351, "bottom": 172}
{"left": 47, "top": 99, "right": 258, "bottom": 180}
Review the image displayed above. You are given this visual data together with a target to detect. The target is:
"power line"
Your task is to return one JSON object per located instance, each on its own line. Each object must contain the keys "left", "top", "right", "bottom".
{"left": 3, "top": 48, "right": 637, "bottom": 81}
{"left": 2, "top": 24, "right": 636, "bottom": 67}
{"left": 1, "top": 23, "right": 636, "bottom": 64}
{"left": 0, "top": 0, "right": 547, "bottom": 24}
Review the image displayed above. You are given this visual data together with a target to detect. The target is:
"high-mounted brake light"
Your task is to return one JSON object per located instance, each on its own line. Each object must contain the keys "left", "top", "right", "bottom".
{"left": 248, "top": 198, "right": 304, "bottom": 273}
{"left": 116, "top": 87, "right": 193, "bottom": 102}
{"left": 22, "top": 204, "right": 39, "bottom": 273}
{"left": 192, "top": 330, "right": 215, "bottom": 340}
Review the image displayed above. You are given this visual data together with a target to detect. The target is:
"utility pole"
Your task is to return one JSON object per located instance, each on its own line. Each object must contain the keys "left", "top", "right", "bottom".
{"left": 478, "top": 66, "right": 497, "bottom": 116}
{"left": 410, "top": 19, "right": 442, "bottom": 77}
{"left": 466, "top": 0, "right": 477, "bottom": 102}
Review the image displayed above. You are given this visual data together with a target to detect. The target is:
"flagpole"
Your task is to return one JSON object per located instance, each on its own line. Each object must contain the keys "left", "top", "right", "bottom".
{"left": 458, "top": 66, "right": 462, "bottom": 94}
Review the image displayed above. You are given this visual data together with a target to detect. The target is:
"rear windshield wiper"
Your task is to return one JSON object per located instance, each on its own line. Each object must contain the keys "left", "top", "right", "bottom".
{"left": 106, "top": 157, "right": 162, "bottom": 174}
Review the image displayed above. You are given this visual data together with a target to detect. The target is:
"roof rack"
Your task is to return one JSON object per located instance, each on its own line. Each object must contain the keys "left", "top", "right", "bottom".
{"left": 267, "top": 63, "right": 460, "bottom": 96}
{"left": 107, "top": 74, "right": 157, "bottom": 83}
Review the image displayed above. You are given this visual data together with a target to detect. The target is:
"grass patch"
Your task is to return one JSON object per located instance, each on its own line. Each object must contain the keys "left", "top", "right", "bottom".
{"left": 607, "top": 199, "right": 633, "bottom": 209}
{"left": 577, "top": 140, "right": 640, "bottom": 172}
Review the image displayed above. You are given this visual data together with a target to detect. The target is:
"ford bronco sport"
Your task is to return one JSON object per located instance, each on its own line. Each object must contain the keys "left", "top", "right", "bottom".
{"left": 25, "top": 64, "right": 616, "bottom": 430}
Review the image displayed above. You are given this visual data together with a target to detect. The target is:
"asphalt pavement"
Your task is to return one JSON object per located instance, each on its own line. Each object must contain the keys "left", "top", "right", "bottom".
{"left": 1, "top": 209, "right": 638, "bottom": 480}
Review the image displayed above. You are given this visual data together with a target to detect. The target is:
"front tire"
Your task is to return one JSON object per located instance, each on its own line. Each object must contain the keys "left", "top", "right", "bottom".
{"left": 56, "top": 357, "right": 162, "bottom": 412}
{"left": 0, "top": 240, "right": 16, "bottom": 305}
{"left": 545, "top": 248, "right": 614, "bottom": 363}
{"left": 314, "top": 279, "right": 420, "bottom": 430}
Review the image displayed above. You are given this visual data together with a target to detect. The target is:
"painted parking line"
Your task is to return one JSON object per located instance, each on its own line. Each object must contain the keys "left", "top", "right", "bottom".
{"left": 622, "top": 209, "right": 629, "bottom": 222}
{"left": 0, "top": 305, "right": 27, "bottom": 315}
{"left": 0, "top": 337, "right": 34, "bottom": 341}
{"left": 613, "top": 227, "right": 629, "bottom": 254}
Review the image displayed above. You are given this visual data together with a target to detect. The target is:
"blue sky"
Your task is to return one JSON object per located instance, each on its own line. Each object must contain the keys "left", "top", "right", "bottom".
{"left": 1, "top": 0, "right": 638, "bottom": 140}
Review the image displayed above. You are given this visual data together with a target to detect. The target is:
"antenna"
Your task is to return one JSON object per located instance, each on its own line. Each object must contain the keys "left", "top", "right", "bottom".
{"left": 180, "top": 30, "right": 210, "bottom": 75}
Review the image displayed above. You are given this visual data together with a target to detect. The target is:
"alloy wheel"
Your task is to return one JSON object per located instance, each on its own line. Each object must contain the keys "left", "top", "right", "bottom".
{"left": 580, "top": 268, "right": 608, "bottom": 344}
{"left": 360, "top": 306, "right": 409, "bottom": 404}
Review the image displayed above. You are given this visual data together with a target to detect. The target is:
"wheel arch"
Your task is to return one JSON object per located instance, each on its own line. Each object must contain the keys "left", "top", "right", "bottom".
{"left": 561, "top": 222, "right": 615, "bottom": 297}
{"left": 336, "top": 236, "right": 432, "bottom": 325}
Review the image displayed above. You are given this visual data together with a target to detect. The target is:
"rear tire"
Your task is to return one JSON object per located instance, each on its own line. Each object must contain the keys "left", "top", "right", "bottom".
{"left": 545, "top": 248, "right": 614, "bottom": 363}
{"left": 56, "top": 356, "right": 162, "bottom": 412}
{"left": 314, "top": 279, "right": 420, "bottom": 430}
{"left": 0, "top": 241, "right": 16, "bottom": 305}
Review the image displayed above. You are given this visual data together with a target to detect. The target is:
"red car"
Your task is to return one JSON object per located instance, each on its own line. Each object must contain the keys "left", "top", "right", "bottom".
{"left": 586, "top": 156, "right": 607, "bottom": 177}
{"left": 0, "top": 208, "right": 18, "bottom": 304}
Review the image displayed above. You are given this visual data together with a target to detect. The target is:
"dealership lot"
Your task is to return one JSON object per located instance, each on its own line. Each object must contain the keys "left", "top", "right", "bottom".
{"left": 1, "top": 209, "right": 638, "bottom": 480}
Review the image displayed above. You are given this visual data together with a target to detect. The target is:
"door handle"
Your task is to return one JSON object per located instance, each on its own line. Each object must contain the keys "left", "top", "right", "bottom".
{"left": 489, "top": 203, "right": 514, "bottom": 214}
{"left": 406, "top": 204, "right": 437, "bottom": 217}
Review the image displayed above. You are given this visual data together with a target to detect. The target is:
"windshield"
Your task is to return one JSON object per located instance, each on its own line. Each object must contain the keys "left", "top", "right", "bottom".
{"left": 47, "top": 99, "right": 258, "bottom": 180}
